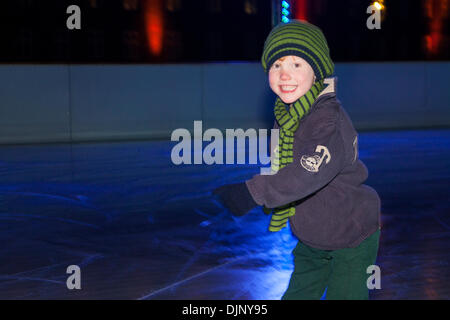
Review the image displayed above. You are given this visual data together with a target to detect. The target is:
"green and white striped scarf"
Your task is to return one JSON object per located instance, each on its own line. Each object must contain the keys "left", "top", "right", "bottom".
{"left": 265, "top": 79, "right": 325, "bottom": 232}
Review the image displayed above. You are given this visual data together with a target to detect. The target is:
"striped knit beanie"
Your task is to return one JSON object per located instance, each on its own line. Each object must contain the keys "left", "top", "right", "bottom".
{"left": 261, "top": 20, "right": 334, "bottom": 80}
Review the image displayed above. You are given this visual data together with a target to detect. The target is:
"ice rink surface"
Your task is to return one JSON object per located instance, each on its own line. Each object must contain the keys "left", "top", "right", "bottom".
{"left": 0, "top": 128, "right": 449, "bottom": 299}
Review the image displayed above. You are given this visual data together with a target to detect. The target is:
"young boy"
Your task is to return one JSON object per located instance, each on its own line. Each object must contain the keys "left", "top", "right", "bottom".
{"left": 213, "top": 20, "right": 381, "bottom": 300}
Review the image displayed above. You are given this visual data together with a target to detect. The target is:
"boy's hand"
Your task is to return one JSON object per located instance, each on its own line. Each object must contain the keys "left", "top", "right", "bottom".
{"left": 213, "top": 182, "right": 258, "bottom": 216}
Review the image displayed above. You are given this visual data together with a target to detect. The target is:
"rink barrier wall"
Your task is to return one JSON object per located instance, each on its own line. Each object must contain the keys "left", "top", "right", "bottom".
{"left": 0, "top": 62, "right": 449, "bottom": 144}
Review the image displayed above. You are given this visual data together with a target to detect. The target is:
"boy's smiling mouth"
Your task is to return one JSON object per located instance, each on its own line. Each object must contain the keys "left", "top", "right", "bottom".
{"left": 279, "top": 85, "right": 298, "bottom": 93}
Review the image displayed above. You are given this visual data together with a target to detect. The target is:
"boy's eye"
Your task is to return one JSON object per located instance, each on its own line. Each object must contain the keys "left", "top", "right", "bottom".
{"left": 294, "top": 63, "right": 301, "bottom": 68}
{"left": 270, "top": 64, "right": 280, "bottom": 71}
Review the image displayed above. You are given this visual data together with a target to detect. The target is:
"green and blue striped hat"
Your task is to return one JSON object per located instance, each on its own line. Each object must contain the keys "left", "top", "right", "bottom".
{"left": 261, "top": 20, "right": 334, "bottom": 80}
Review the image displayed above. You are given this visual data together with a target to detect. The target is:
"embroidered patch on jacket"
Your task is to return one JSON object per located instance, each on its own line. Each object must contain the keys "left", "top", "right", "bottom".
{"left": 300, "top": 145, "right": 331, "bottom": 172}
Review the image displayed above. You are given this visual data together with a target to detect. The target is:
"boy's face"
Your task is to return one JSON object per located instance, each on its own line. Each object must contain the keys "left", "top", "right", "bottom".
{"left": 268, "top": 55, "right": 315, "bottom": 104}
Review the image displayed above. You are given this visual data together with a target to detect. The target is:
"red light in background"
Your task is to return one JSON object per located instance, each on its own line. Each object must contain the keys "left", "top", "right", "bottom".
{"left": 144, "top": 0, "right": 163, "bottom": 56}
{"left": 424, "top": 0, "right": 448, "bottom": 56}
{"left": 294, "top": 0, "right": 308, "bottom": 21}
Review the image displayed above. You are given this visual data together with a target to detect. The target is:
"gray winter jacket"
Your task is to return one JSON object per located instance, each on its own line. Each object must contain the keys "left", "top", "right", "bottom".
{"left": 246, "top": 77, "right": 381, "bottom": 250}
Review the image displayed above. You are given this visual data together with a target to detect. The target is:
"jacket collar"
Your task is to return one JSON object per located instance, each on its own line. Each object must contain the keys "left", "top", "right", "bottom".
{"left": 317, "top": 76, "right": 337, "bottom": 98}
{"left": 296, "top": 76, "right": 337, "bottom": 124}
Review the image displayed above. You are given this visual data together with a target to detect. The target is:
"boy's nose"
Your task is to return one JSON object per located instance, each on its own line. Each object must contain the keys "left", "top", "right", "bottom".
{"left": 280, "top": 70, "right": 291, "bottom": 80}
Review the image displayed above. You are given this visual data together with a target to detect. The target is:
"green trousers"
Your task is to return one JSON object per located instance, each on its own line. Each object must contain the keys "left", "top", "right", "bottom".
{"left": 282, "top": 229, "right": 380, "bottom": 300}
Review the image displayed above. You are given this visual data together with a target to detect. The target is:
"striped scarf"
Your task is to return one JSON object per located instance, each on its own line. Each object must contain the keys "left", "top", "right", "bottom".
{"left": 265, "top": 79, "right": 325, "bottom": 232}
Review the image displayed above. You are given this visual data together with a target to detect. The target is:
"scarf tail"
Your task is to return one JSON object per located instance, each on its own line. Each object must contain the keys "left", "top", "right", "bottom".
{"left": 268, "top": 80, "right": 325, "bottom": 232}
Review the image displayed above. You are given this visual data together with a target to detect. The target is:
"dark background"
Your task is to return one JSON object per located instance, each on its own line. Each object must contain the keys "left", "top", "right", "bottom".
{"left": 0, "top": 0, "right": 448, "bottom": 63}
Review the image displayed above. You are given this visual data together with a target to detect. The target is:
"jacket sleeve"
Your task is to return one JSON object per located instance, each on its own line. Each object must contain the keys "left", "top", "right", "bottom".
{"left": 245, "top": 110, "right": 346, "bottom": 209}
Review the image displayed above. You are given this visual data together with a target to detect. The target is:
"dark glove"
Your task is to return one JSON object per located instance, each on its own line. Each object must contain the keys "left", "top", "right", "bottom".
{"left": 213, "top": 182, "right": 258, "bottom": 216}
